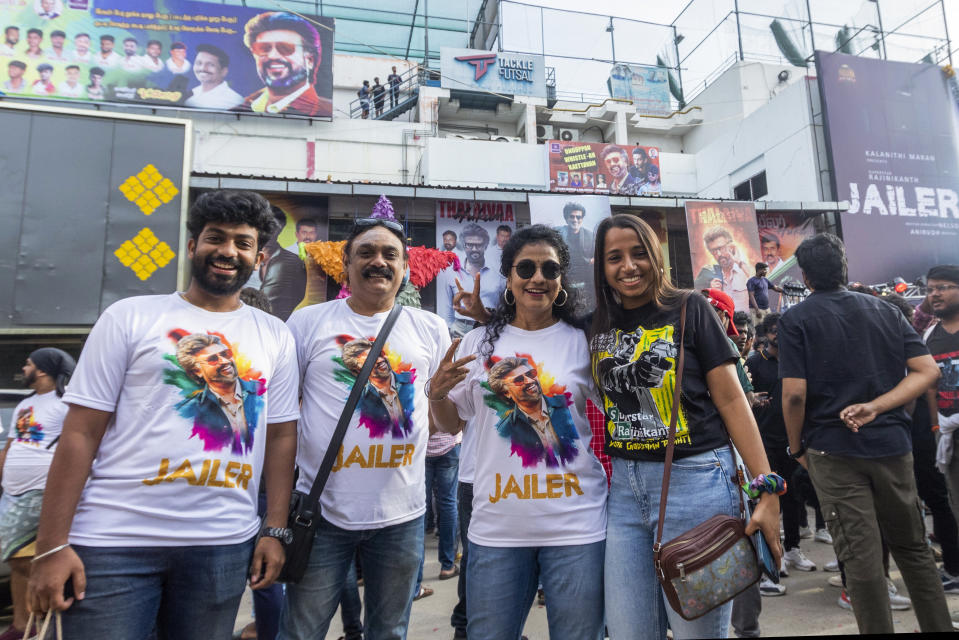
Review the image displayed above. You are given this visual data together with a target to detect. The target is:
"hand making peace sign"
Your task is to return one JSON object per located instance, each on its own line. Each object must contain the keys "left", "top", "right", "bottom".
{"left": 429, "top": 338, "right": 477, "bottom": 401}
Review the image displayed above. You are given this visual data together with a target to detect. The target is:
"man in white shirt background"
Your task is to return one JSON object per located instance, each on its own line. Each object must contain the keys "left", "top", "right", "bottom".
{"left": 120, "top": 37, "right": 142, "bottom": 72}
{"left": 283, "top": 217, "right": 318, "bottom": 254}
{"left": 139, "top": 39, "right": 163, "bottom": 73}
{"left": 166, "top": 41, "right": 191, "bottom": 74}
{"left": 57, "top": 64, "right": 83, "bottom": 97}
{"left": 185, "top": 44, "right": 243, "bottom": 110}
{"left": 46, "top": 29, "right": 68, "bottom": 61}
{"left": 0, "top": 26, "right": 19, "bottom": 56}
{"left": 95, "top": 34, "right": 121, "bottom": 67}
{"left": 70, "top": 33, "right": 92, "bottom": 63}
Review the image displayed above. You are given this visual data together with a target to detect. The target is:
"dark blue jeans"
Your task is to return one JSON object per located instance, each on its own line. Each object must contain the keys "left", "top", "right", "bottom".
{"left": 279, "top": 515, "right": 423, "bottom": 640}
{"left": 340, "top": 560, "right": 363, "bottom": 640}
{"left": 63, "top": 539, "right": 254, "bottom": 639}
{"left": 450, "top": 481, "right": 472, "bottom": 634}
{"left": 425, "top": 445, "right": 459, "bottom": 570}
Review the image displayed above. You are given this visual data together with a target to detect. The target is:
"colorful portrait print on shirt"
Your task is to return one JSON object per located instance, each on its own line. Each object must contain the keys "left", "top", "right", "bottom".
{"left": 591, "top": 325, "right": 686, "bottom": 452}
{"left": 162, "top": 329, "right": 266, "bottom": 455}
{"left": 14, "top": 407, "right": 43, "bottom": 444}
{"left": 482, "top": 354, "right": 578, "bottom": 468}
{"left": 333, "top": 335, "right": 416, "bottom": 439}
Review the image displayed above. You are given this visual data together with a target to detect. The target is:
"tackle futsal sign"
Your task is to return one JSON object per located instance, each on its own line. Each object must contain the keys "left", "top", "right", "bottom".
{"left": 440, "top": 47, "right": 546, "bottom": 98}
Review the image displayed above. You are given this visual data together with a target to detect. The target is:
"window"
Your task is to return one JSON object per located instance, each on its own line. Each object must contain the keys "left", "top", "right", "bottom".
{"left": 733, "top": 170, "right": 768, "bottom": 201}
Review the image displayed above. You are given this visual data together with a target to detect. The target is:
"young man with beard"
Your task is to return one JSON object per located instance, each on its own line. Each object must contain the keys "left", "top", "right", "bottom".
{"left": 27, "top": 190, "right": 300, "bottom": 639}
{"left": 924, "top": 266, "right": 959, "bottom": 529}
{"left": 779, "top": 234, "right": 951, "bottom": 634}
{"left": 0, "top": 26, "right": 19, "bottom": 57}
{"left": 281, "top": 209, "right": 450, "bottom": 639}
{"left": 240, "top": 11, "right": 332, "bottom": 117}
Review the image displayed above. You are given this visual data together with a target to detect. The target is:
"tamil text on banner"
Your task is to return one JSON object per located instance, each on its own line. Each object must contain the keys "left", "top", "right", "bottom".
{"left": 528, "top": 194, "right": 611, "bottom": 314}
{"left": 756, "top": 211, "right": 818, "bottom": 311}
{"left": 686, "top": 201, "right": 761, "bottom": 314}
{"left": 607, "top": 63, "right": 671, "bottom": 115}
{"left": 817, "top": 51, "right": 959, "bottom": 283}
{"left": 0, "top": 0, "right": 333, "bottom": 117}
{"left": 434, "top": 200, "right": 515, "bottom": 337}
{"left": 547, "top": 141, "right": 661, "bottom": 196}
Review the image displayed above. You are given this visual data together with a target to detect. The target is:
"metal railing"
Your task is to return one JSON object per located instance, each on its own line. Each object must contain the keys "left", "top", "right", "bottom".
{"left": 349, "top": 66, "right": 421, "bottom": 120}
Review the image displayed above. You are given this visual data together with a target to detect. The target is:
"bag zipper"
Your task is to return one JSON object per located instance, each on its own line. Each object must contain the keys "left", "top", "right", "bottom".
{"left": 675, "top": 530, "right": 736, "bottom": 582}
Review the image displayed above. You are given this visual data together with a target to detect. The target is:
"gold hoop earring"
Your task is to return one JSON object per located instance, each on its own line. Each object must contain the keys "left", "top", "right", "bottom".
{"left": 554, "top": 289, "right": 568, "bottom": 307}
{"left": 503, "top": 289, "right": 516, "bottom": 305}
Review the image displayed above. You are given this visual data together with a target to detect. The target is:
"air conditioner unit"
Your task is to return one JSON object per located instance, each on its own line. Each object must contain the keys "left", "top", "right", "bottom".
{"left": 447, "top": 133, "right": 479, "bottom": 140}
{"left": 558, "top": 128, "right": 580, "bottom": 142}
{"left": 535, "top": 124, "right": 554, "bottom": 142}
{"left": 491, "top": 135, "right": 521, "bottom": 142}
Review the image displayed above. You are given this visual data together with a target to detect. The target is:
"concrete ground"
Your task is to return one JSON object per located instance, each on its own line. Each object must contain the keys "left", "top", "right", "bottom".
{"left": 234, "top": 508, "right": 959, "bottom": 638}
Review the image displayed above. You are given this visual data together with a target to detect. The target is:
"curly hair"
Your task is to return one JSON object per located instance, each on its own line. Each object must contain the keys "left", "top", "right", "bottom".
{"left": 187, "top": 190, "right": 278, "bottom": 251}
{"left": 487, "top": 356, "right": 530, "bottom": 396}
{"left": 479, "top": 225, "right": 580, "bottom": 363}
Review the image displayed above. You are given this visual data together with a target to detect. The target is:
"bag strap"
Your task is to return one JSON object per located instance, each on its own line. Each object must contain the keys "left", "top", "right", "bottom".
{"left": 654, "top": 295, "right": 688, "bottom": 553}
{"left": 303, "top": 304, "right": 404, "bottom": 511}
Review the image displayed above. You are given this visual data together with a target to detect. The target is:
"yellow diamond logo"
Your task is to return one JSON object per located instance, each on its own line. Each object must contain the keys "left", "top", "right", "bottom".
{"left": 119, "top": 164, "right": 179, "bottom": 215}
{"left": 114, "top": 227, "right": 175, "bottom": 281}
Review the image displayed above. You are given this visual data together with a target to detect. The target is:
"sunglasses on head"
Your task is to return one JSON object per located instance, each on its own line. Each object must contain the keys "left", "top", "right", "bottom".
{"left": 250, "top": 41, "right": 302, "bottom": 57}
{"left": 204, "top": 348, "right": 233, "bottom": 365}
{"left": 512, "top": 259, "right": 561, "bottom": 280}
{"left": 352, "top": 217, "right": 405, "bottom": 234}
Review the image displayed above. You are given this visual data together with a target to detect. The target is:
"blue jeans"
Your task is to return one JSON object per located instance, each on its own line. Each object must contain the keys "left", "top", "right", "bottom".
{"left": 467, "top": 540, "right": 605, "bottom": 640}
{"left": 340, "top": 560, "right": 363, "bottom": 640}
{"left": 62, "top": 539, "right": 254, "bottom": 639}
{"left": 425, "top": 445, "right": 459, "bottom": 570}
{"left": 279, "top": 515, "right": 423, "bottom": 640}
{"left": 605, "top": 448, "right": 739, "bottom": 640}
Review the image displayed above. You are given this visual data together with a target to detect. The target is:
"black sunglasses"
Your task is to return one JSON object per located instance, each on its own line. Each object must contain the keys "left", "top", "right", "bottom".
{"left": 352, "top": 217, "right": 404, "bottom": 234}
{"left": 512, "top": 259, "right": 561, "bottom": 280}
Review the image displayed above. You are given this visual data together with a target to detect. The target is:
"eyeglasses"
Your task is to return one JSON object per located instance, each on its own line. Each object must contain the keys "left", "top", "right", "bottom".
{"left": 352, "top": 217, "right": 405, "bottom": 234}
{"left": 708, "top": 242, "right": 733, "bottom": 254}
{"left": 250, "top": 41, "right": 303, "bottom": 57}
{"left": 204, "top": 348, "right": 233, "bottom": 365}
{"left": 510, "top": 369, "right": 538, "bottom": 385}
{"left": 512, "top": 259, "right": 561, "bottom": 280}
{"left": 924, "top": 284, "right": 959, "bottom": 294}
{"left": 464, "top": 241, "right": 486, "bottom": 250}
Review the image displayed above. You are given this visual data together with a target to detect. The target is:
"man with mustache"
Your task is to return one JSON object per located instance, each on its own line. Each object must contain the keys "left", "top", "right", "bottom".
{"left": 186, "top": 44, "right": 243, "bottom": 110}
{"left": 600, "top": 146, "right": 642, "bottom": 195}
{"left": 240, "top": 11, "right": 332, "bottom": 117}
{"left": 694, "top": 226, "right": 751, "bottom": 313}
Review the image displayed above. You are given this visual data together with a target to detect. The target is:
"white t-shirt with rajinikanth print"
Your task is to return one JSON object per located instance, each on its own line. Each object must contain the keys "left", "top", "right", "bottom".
{"left": 63, "top": 293, "right": 300, "bottom": 547}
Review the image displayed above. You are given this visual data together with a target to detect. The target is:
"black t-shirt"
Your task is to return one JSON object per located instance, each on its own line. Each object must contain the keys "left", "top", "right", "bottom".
{"left": 777, "top": 289, "right": 928, "bottom": 458}
{"left": 925, "top": 323, "right": 959, "bottom": 418}
{"left": 590, "top": 293, "right": 739, "bottom": 460}
{"left": 745, "top": 350, "right": 786, "bottom": 450}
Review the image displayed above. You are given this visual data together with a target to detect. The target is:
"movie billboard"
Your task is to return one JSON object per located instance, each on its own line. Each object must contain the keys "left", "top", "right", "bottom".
{"left": 626, "top": 209, "right": 670, "bottom": 276}
{"left": 686, "top": 201, "right": 761, "bottom": 314}
{"left": 0, "top": 0, "right": 333, "bottom": 117}
{"left": 817, "top": 51, "right": 959, "bottom": 283}
{"left": 756, "top": 211, "right": 818, "bottom": 311}
{"left": 528, "top": 194, "right": 611, "bottom": 313}
{"left": 607, "top": 63, "right": 671, "bottom": 115}
{"left": 547, "top": 141, "right": 661, "bottom": 196}
{"left": 434, "top": 200, "right": 515, "bottom": 337}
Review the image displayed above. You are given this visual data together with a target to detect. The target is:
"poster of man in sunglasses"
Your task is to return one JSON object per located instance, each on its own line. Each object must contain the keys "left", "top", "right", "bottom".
{"left": 337, "top": 336, "right": 415, "bottom": 439}
{"left": 486, "top": 356, "right": 579, "bottom": 468}
{"left": 172, "top": 332, "right": 263, "bottom": 454}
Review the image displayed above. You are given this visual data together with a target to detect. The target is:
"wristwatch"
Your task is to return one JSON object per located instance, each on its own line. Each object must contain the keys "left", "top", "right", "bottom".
{"left": 786, "top": 444, "right": 806, "bottom": 460}
{"left": 261, "top": 526, "right": 293, "bottom": 545}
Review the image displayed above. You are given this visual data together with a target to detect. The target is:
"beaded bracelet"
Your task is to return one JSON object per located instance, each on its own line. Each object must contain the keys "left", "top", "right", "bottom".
{"left": 742, "top": 472, "right": 787, "bottom": 499}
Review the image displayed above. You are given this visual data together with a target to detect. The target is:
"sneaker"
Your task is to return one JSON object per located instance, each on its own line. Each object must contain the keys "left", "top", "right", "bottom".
{"left": 759, "top": 576, "right": 786, "bottom": 596}
{"left": 887, "top": 579, "right": 911, "bottom": 611}
{"left": 814, "top": 528, "right": 833, "bottom": 544}
{"left": 838, "top": 589, "right": 853, "bottom": 610}
{"left": 828, "top": 574, "right": 844, "bottom": 588}
{"left": 784, "top": 548, "right": 817, "bottom": 571}
{"left": 940, "top": 568, "right": 959, "bottom": 594}
{"left": 799, "top": 526, "right": 813, "bottom": 539}
{"left": 779, "top": 557, "right": 789, "bottom": 578}
{"left": 824, "top": 559, "right": 840, "bottom": 572}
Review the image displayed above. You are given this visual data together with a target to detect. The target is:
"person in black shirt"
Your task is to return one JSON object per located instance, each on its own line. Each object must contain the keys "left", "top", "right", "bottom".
{"left": 779, "top": 233, "right": 950, "bottom": 634}
{"left": 589, "top": 214, "right": 781, "bottom": 639}
{"left": 387, "top": 66, "right": 401, "bottom": 108}
{"left": 371, "top": 77, "right": 385, "bottom": 117}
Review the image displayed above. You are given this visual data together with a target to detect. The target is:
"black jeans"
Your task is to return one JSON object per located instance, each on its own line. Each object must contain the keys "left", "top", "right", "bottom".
{"left": 451, "top": 481, "right": 473, "bottom": 634}
{"left": 914, "top": 435, "right": 959, "bottom": 575}
{"left": 765, "top": 448, "right": 805, "bottom": 550}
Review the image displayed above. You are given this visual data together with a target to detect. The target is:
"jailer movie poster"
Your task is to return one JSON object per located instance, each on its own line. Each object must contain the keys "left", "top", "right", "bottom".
{"left": 817, "top": 51, "right": 959, "bottom": 283}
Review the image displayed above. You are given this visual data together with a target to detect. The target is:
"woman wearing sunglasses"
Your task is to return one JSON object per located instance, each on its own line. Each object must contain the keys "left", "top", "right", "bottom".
{"left": 429, "top": 225, "right": 608, "bottom": 640}
{"left": 590, "top": 214, "right": 781, "bottom": 639}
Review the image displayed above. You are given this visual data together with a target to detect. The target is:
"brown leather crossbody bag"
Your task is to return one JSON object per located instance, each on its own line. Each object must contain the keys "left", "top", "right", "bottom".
{"left": 652, "top": 296, "right": 761, "bottom": 620}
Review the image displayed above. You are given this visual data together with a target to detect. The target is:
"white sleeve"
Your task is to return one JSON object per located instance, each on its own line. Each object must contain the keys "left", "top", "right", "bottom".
{"left": 62, "top": 309, "right": 130, "bottom": 412}
{"left": 428, "top": 313, "right": 453, "bottom": 379}
{"left": 447, "top": 330, "right": 480, "bottom": 420}
{"left": 285, "top": 310, "right": 310, "bottom": 386}
{"left": 267, "top": 325, "right": 300, "bottom": 424}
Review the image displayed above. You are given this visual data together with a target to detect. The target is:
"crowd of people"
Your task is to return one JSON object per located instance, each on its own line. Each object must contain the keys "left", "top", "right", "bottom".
{"left": 1, "top": 189, "right": 958, "bottom": 640}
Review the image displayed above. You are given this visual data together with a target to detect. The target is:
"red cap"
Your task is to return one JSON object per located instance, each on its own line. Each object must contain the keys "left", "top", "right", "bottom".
{"left": 702, "top": 288, "right": 739, "bottom": 336}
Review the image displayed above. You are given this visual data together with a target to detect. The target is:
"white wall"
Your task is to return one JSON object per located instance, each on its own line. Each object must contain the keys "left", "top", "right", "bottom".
{"left": 423, "top": 137, "right": 546, "bottom": 188}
